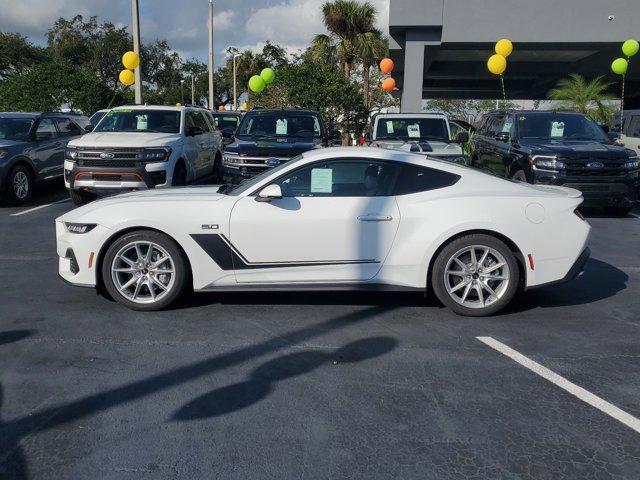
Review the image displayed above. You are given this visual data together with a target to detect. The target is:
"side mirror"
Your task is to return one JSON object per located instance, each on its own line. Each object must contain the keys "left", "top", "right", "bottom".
{"left": 454, "top": 131, "right": 470, "bottom": 143}
{"left": 331, "top": 129, "right": 342, "bottom": 140}
{"left": 255, "top": 184, "right": 283, "bottom": 202}
{"left": 221, "top": 127, "right": 235, "bottom": 139}
{"left": 84, "top": 124, "right": 94, "bottom": 133}
{"left": 186, "top": 126, "right": 204, "bottom": 137}
{"left": 495, "top": 131, "right": 510, "bottom": 143}
{"left": 607, "top": 131, "right": 619, "bottom": 141}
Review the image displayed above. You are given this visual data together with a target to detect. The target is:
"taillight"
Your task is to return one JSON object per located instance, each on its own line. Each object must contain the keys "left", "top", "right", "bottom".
{"left": 574, "top": 209, "right": 585, "bottom": 221}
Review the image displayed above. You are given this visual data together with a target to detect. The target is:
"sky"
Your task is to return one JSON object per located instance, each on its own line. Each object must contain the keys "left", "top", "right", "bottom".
{"left": 0, "top": 0, "right": 390, "bottom": 66}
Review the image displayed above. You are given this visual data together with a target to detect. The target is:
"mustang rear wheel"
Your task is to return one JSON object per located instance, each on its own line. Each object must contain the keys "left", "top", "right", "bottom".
{"left": 102, "top": 231, "right": 189, "bottom": 311}
{"left": 432, "top": 234, "right": 519, "bottom": 316}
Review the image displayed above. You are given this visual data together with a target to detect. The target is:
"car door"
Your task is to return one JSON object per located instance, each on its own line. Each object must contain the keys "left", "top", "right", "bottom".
{"left": 53, "top": 117, "right": 84, "bottom": 177}
{"left": 184, "top": 111, "right": 210, "bottom": 180}
{"left": 32, "top": 118, "right": 63, "bottom": 179}
{"left": 473, "top": 116, "right": 494, "bottom": 171}
{"left": 229, "top": 158, "right": 401, "bottom": 283}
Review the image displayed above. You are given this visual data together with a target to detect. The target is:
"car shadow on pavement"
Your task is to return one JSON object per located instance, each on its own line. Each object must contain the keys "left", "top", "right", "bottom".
{"left": 172, "top": 336, "right": 398, "bottom": 420}
{"left": 0, "top": 330, "right": 34, "bottom": 347}
{"left": 506, "top": 258, "right": 628, "bottom": 313}
{"left": 0, "top": 307, "right": 394, "bottom": 480}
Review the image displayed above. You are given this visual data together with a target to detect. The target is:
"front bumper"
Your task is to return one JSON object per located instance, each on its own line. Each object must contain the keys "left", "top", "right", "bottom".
{"left": 65, "top": 159, "right": 168, "bottom": 191}
{"left": 533, "top": 171, "right": 638, "bottom": 207}
{"left": 56, "top": 221, "right": 111, "bottom": 287}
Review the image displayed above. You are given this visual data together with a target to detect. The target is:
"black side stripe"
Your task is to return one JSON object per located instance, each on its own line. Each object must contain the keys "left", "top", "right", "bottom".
{"left": 190, "top": 234, "right": 378, "bottom": 270}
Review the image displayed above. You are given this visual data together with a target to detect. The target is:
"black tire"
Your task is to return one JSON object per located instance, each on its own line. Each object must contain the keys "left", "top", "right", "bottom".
{"left": 431, "top": 234, "right": 520, "bottom": 317}
{"left": 172, "top": 161, "right": 187, "bottom": 186}
{"left": 68, "top": 188, "right": 97, "bottom": 206}
{"left": 4, "top": 164, "right": 33, "bottom": 205}
{"left": 101, "top": 230, "right": 190, "bottom": 311}
{"left": 603, "top": 206, "right": 632, "bottom": 217}
{"left": 511, "top": 169, "right": 529, "bottom": 183}
{"left": 213, "top": 154, "right": 223, "bottom": 184}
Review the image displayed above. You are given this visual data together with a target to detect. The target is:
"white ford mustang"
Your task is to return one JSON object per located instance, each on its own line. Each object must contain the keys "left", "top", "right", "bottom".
{"left": 56, "top": 147, "right": 590, "bottom": 316}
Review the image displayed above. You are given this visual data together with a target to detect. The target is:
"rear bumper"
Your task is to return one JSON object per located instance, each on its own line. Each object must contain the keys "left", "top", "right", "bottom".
{"left": 526, "top": 247, "right": 590, "bottom": 290}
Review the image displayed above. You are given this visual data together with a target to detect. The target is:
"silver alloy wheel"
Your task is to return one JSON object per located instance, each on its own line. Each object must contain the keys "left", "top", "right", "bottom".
{"left": 443, "top": 245, "right": 510, "bottom": 309}
{"left": 13, "top": 171, "right": 29, "bottom": 199}
{"left": 111, "top": 241, "right": 176, "bottom": 304}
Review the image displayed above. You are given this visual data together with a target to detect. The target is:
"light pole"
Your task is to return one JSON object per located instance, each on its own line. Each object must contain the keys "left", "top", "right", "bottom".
{"left": 131, "top": 0, "right": 143, "bottom": 104}
{"left": 191, "top": 74, "right": 195, "bottom": 105}
{"left": 226, "top": 47, "right": 240, "bottom": 110}
{"left": 208, "top": 0, "right": 214, "bottom": 109}
{"left": 180, "top": 79, "right": 185, "bottom": 104}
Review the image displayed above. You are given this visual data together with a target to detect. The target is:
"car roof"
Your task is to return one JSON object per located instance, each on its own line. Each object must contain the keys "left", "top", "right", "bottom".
{"left": 0, "top": 111, "right": 88, "bottom": 119}
{"left": 245, "top": 108, "right": 320, "bottom": 115}
{"left": 212, "top": 111, "right": 243, "bottom": 116}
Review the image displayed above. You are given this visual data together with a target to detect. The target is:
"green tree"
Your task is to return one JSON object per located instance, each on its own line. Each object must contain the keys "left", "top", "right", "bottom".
{"left": 355, "top": 29, "right": 387, "bottom": 107}
{"left": 0, "top": 61, "right": 116, "bottom": 113}
{"left": 0, "top": 32, "right": 47, "bottom": 78}
{"left": 548, "top": 74, "right": 616, "bottom": 122}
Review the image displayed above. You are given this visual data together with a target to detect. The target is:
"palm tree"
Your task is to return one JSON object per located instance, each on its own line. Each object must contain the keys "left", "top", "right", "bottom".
{"left": 548, "top": 74, "right": 616, "bottom": 122}
{"left": 311, "top": 0, "right": 377, "bottom": 79}
{"left": 355, "top": 28, "right": 387, "bottom": 107}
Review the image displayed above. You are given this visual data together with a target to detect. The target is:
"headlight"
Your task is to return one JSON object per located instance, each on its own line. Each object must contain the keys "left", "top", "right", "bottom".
{"left": 140, "top": 147, "right": 171, "bottom": 161}
{"left": 223, "top": 152, "right": 241, "bottom": 164}
{"left": 64, "top": 222, "right": 97, "bottom": 234}
{"left": 65, "top": 147, "right": 78, "bottom": 161}
{"left": 531, "top": 155, "right": 565, "bottom": 172}
{"left": 622, "top": 156, "right": 639, "bottom": 170}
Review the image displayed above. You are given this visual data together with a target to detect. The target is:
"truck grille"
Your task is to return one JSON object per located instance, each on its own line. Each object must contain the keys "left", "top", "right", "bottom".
{"left": 75, "top": 147, "right": 143, "bottom": 168}
{"left": 563, "top": 158, "right": 626, "bottom": 177}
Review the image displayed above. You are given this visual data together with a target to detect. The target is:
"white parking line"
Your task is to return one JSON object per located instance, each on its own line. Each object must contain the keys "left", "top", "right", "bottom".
{"left": 477, "top": 336, "right": 640, "bottom": 434}
{"left": 10, "top": 198, "right": 70, "bottom": 217}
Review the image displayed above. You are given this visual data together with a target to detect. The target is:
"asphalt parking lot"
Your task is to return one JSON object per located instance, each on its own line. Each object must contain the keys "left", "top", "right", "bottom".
{"left": 1, "top": 186, "right": 639, "bottom": 480}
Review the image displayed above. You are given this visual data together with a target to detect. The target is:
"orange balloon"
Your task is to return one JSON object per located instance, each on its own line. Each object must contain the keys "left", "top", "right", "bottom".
{"left": 379, "top": 58, "right": 394, "bottom": 74}
{"left": 381, "top": 77, "right": 396, "bottom": 92}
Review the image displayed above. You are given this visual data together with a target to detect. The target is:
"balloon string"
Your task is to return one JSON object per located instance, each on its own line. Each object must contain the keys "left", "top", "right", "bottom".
{"left": 620, "top": 71, "right": 625, "bottom": 134}
{"left": 500, "top": 75, "right": 506, "bottom": 103}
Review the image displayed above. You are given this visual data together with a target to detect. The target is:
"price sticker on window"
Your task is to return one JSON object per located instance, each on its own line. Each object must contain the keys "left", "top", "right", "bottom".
{"left": 407, "top": 123, "right": 421, "bottom": 138}
{"left": 276, "top": 119, "right": 287, "bottom": 135}
{"left": 386, "top": 121, "right": 395, "bottom": 133}
{"left": 310, "top": 168, "right": 332, "bottom": 193}
{"left": 551, "top": 121, "right": 565, "bottom": 137}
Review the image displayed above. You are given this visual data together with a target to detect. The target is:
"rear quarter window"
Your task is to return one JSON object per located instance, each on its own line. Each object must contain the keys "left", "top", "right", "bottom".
{"left": 392, "top": 164, "right": 460, "bottom": 195}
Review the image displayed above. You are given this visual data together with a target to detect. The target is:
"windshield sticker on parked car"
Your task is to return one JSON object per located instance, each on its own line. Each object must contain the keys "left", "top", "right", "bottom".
{"left": 276, "top": 119, "right": 287, "bottom": 135}
{"left": 385, "top": 121, "right": 395, "bottom": 133}
{"left": 310, "top": 168, "right": 332, "bottom": 193}
{"left": 551, "top": 121, "right": 565, "bottom": 138}
{"left": 407, "top": 123, "right": 421, "bottom": 138}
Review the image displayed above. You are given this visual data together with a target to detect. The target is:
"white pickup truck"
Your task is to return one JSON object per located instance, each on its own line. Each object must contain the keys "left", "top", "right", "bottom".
{"left": 368, "top": 112, "right": 469, "bottom": 165}
{"left": 65, "top": 105, "right": 223, "bottom": 205}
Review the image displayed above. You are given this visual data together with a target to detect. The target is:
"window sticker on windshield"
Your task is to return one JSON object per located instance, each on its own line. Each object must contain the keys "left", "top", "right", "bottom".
{"left": 136, "top": 115, "right": 148, "bottom": 130}
{"left": 519, "top": 115, "right": 526, "bottom": 121}
{"left": 276, "top": 118, "right": 287, "bottom": 135}
{"left": 407, "top": 123, "right": 420, "bottom": 138}
{"left": 551, "top": 121, "right": 565, "bottom": 137}
{"left": 112, "top": 108, "right": 132, "bottom": 113}
{"left": 310, "top": 168, "right": 332, "bottom": 193}
{"left": 386, "top": 121, "right": 394, "bottom": 133}
{"left": 502, "top": 119, "right": 513, "bottom": 132}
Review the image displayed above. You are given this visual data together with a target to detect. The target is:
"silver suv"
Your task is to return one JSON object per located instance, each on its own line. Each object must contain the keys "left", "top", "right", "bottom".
{"left": 65, "top": 105, "right": 223, "bottom": 205}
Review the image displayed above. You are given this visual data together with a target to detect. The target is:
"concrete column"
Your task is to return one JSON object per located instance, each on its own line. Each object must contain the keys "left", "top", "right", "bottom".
{"left": 400, "top": 40, "right": 425, "bottom": 113}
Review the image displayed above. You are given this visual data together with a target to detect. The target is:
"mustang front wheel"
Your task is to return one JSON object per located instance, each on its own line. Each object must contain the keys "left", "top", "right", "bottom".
{"left": 432, "top": 234, "right": 519, "bottom": 316}
{"left": 102, "top": 231, "right": 189, "bottom": 311}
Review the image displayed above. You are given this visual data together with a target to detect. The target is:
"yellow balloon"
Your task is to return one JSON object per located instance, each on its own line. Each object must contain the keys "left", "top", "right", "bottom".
{"left": 495, "top": 39, "right": 513, "bottom": 57}
{"left": 122, "top": 51, "right": 140, "bottom": 70}
{"left": 487, "top": 54, "right": 507, "bottom": 75}
{"left": 119, "top": 69, "right": 135, "bottom": 86}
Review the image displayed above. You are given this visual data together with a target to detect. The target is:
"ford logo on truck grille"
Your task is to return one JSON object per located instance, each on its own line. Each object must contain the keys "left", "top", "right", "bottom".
{"left": 587, "top": 162, "right": 604, "bottom": 169}
{"left": 100, "top": 152, "right": 116, "bottom": 159}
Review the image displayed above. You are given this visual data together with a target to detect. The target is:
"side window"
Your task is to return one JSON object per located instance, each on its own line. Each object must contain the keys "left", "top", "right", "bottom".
{"left": 185, "top": 111, "right": 208, "bottom": 133}
{"left": 392, "top": 164, "right": 460, "bottom": 196}
{"left": 197, "top": 112, "right": 212, "bottom": 132}
{"left": 273, "top": 160, "right": 398, "bottom": 197}
{"left": 477, "top": 116, "right": 492, "bottom": 135}
{"left": 628, "top": 115, "right": 640, "bottom": 138}
{"left": 55, "top": 118, "right": 82, "bottom": 137}
{"left": 205, "top": 112, "right": 218, "bottom": 131}
{"left": 490, "top": 116, "right": 505, "bottom": 136}
{"left": 35, "top": 118, "right": 58, "bottom": 140}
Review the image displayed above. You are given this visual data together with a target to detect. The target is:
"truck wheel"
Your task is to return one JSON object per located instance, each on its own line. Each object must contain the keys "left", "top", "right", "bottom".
{"left": 511, "top": 169, "right": 528, "bottom": 183}
{"left": 431, "top": 234, "right": 520, "bottom": 317}
{"left": 213, "top": 154, "right": 223, "bottom": 183}
{"left": 5, "top": 164, "right": 33, "bottom": 205}
{"left": 69, "top": 188, "right": 97, "bottom": 206}
{"left": 172, "top": 161, "right": 187, "bottom": 186}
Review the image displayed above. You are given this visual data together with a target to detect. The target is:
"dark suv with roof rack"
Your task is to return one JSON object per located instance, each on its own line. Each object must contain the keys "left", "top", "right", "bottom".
{"left": 0, "top": 111, "right": 89, "bottom": 204}
{"left": 222, "top": 108, "right": 337, "bottom": 183}
{"left": 471, "top": 110, "right": 639, "bottom": 215}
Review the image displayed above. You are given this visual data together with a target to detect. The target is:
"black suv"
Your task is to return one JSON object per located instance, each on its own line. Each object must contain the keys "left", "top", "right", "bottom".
{"left": 222, "top": 108, "right": 338, "bottom": 182}
{"left": 0, "top": 112, "right": 89, "bottom": 204}
{"left": 472, "top": 110, "right": 639, "bottom": 215}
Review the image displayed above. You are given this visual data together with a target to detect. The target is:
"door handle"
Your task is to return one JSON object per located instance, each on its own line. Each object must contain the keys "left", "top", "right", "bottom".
{"left": 357, "top": 214, "right": 393, "bottom": 222}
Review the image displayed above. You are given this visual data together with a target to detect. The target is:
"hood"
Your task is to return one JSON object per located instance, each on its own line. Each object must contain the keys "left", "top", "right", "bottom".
{"left": 373, "top": 139, "right": 463, "bottom": 155}
{"left": 69, "top": 132, "right": 182, "bottom": 148}
{"left": 519, "top": 139, "right": 632, "bottom": 160}
{"left": 228, "top": 138, "right": 319, "bottom": 158}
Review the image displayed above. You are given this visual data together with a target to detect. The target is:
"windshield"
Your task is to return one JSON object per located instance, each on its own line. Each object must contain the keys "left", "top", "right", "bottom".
{"left": 89, "top": 110, "right": 107, "bottom": 126}
{"left": 0, "top": 118, "right": 34, "bottom": 141}
{"left": 94, "top": 109, "right": 181, "bottom": 133}
{"left": 237, "top": 113, "right": 322, "bottom": 139}
{"left": 517, "top": 113, "right": 609, "bottom": 141}
{"left": 375, "top": 117, "right": 449, "bottom": 141}
{"left": 225, "top": 155, "right": 304, "bottom": 196}
{"left": 212, "top": 114, "right": 240, "bottom": 129}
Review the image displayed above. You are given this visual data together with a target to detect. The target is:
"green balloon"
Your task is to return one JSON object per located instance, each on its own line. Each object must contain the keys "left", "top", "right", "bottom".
{"left": 260, "top": 67, "right": 276, "bottom": 84}
{"left": 248, "top": 75, "right": 266, "bottom": 93}
{"left": 611, "top": 57, "right": 628, "bottom": 75}
{"left": 622, "top": 39, "right": 639, "bottom": 57}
